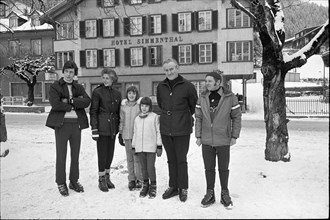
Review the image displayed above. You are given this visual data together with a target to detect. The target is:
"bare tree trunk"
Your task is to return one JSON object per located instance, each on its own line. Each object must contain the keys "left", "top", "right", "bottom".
{"left": 26, "top": 75, "right": 37, "bottom": 106}
{"left": 262, "top": 65, "right": 291, "bottom": 162}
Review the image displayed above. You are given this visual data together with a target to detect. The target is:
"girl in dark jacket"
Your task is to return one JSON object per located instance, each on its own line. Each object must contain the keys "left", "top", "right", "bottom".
{"left": 90, "top": 68, "right": 122, "bottom": 192}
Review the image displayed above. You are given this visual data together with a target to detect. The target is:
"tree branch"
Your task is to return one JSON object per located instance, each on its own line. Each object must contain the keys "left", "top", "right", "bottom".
{"left": 230, "top": 0, "right": 257, "bottom": 21}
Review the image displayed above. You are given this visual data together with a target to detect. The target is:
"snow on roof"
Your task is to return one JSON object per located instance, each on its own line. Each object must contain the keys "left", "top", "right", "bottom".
{"left": 12, "top": 18, "right": 53, "bottom": 31}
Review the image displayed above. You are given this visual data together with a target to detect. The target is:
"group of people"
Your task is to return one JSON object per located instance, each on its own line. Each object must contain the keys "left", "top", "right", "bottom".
{"left": 45, "top": 58, "right": 242, "bottom": 208}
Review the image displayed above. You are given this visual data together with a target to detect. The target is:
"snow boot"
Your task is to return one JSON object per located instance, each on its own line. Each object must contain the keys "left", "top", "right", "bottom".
{"left": 179, "top": 188, "right": 188, "bottom": 202}
{"left": 162, "top": 187, "right": 178, "bottom": 199}
{"left": 0, "top": 149, "right": 9, "bottom": 157}
{"left": 139, "top": 181, "right": 149, "bottom": 198}
{"left": 135, "top": 180, "right": 142, "bottom": 190}
{"left": 105, "top": 173, "right": 115, "bottom": 189}
{"left": 69, "top": 181, "right": 84, "bottom": 193}
{"left": 128, "top": 180, "right": 136, "bottom": 191}
{"left": 201, "top": 189, "right": 215, "bottom": 208}
{"left": 98, "top": 175, "right": 109, "bottom": 192}
{"left": 148, "top": 184, "right": 157, "bottom": 199}
{"left": 221, "top": 189, "right": 233, "bottom": 207}
{"left": 58, "top": 183, "right": 69, "bottom": 197}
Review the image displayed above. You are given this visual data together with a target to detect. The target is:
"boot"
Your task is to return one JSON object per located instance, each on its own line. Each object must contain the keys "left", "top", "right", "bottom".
{"left": 105, "top": 173, "right": 115, "bottom": 189}
{"left": 148, "top": 184, "right": 157, "bottom": 199}
{"left": 162, "top": 187, "right": 178, "bottom": 199}
{"left": 98, "top": 175, "right": 108, "bottom": 192}
{"left": 135, "top": 180, "right": 142, "bottom": 190}
{"left": 179, "top": 188, "right": 188, "bottom": 202}
{"left": 139, "top": 181, "right": 149, "bottom": 198}
{"left": 221, "top": 189, "right": 233, "bottom": 207}
{"left": 201, "top": 189, "right": 215, "bottom": 208}
{"left": 128, "top": 180, "right": 136, "bottom": 191}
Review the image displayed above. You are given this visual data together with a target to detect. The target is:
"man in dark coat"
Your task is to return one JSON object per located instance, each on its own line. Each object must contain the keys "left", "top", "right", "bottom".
{"left": 156, "top": 58, "right": 198, "bottom": 202}
{"left": 46, "top": 61, "right": 91, "bottom": 196}
{"left": 89, "top": 68, "right": 121, "bottom": 192}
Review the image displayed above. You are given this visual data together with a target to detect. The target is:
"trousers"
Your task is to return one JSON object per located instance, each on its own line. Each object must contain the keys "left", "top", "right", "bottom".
{"left": 97, "top": 135, "right": 115, "bottom": 173}
{"left": 124, "top": 139, "right": 142, "bottom": 181}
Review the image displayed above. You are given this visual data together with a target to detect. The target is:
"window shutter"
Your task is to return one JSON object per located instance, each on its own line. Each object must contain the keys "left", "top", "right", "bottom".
{"left": 96, "top": 0, "right": 102, "bottom": 7}
{"left": 123, "top": 18, "right": 130, "bottom": 35}
{"left": 149, "top": 15, "right": 153, "bottom": 35}
{"left": 123, "top": 0, "right": 129, "bottom": 4}
{"left": 212, "top": 10, "right": 218, "bottom": 30}
{"left": 212, "top": 43, "right": 217, "bottom": 62}
{"left": 115, "top": 19, "right": 119, "bottom": 36}
{"left": 192, "top": 44, "right": 199, "bottom": 63}
{"left": 172, "top": 45, "right": 178, "bottom": 62}
{"left": 79, "top": 21, "right": 85, "bottom": 38}
{"left": 80, "top": 50, "right": 86, "bottom": 67}
{"left": 98, "top": 19, "right": 103, "bottom": 37}
{"left": 195, "top": 12, "right": 199, "bottom": 31}
{"left": 124, "top": 48, "right": 130, "bottom": 66}
{"left": 142, "top": 16, "right": 147, "bottom": 35}
{"left": 98, "top": 49, "right": 104, "bottom": 67}
{"left": 157, "top": 46, "right": 162, "bottom": 65}
{"left": 143, "top": 47, "right": 146, "bottom": 66}
{"left": 142, "top": 0, "right": 147, "bottom": 3}
{"left": 191, "top": 12, "right": 196, "bottom": 31}
{"left": 161, "top": 14, "right": 167, "bottom": 33}
{"left": 115, "top": 49, "right": 120, "bottom": 66}
{"left": 148, "top": 0, "right": 155, "bottom": 2}
{"left": 172, "top": 14, "right": 178, "bottom": 32}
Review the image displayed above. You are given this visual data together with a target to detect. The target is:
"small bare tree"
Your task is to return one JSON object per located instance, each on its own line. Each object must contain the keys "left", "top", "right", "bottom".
{"left": 231, "top": 0, "right": 329, "bottom": 162}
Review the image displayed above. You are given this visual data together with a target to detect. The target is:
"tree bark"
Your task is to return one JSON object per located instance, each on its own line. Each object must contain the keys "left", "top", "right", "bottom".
{"left": 26, "top": 75, "right": 37, "bottom": 106}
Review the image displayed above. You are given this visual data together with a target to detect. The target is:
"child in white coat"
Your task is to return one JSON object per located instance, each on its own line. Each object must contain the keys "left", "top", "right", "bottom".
{"left": 132, "top": 97, "right": 162, "bottom": 198}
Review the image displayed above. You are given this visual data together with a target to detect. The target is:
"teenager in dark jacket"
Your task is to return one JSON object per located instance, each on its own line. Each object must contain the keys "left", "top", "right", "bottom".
{"left": 195, "top": 70, "right": 242, "bottom": 208}
{"left": 156, "top": 58, "right": 198, "bottom": 202}
{"left": 89, "top": 68, "right": 122, "bottom": 192}
{"left": 45, "top": 61, "right": 91, "bottom": 196}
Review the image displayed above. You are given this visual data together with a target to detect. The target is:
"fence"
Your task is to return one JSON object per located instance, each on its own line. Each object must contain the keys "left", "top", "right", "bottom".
{"left": 2, "top": 96, "right": 26, "bottom": 105}
{"left": 286, "top": 97, "right": 329, "bottom": 116}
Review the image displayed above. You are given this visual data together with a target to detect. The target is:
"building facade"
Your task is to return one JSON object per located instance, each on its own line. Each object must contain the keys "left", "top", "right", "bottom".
{"left": 41, "top": 0, "right": 254, "bottom": 105}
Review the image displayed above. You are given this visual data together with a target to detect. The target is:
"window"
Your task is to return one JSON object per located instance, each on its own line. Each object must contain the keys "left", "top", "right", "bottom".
{"left": 104, "top": 0, "right": 115, "bottom": 7}
{"left": 178, "top": 12, "right": 191, "bottom": 32}
{"left": 11, "top": 82, "right": 42, "bottom": 98}
{"left": 130, "top": 16, "right": 142, "bottom": 35}
{"left": 125, "top": 82, "right": 140, "bottom": 92}
{"left": 149, "top": 15, "right": 161, "bottom": 34}
{"left": 149, "top": 46, "right": 162, "bottom": 66}
{"left": 198, "top": 11, "right": 211, "bottom": 31}
{"left": 9, "top": 16, "right": 18, "bottom": 28}
{"left": 103, "top": 18, "right": 115, "bottom": 37}
{"left": 131, "top": 0, "right": 142, "bottom": 4}
{"left": 103, "top": 49, "right": 116, "bottom": 67}
{"left": 31, "top": 39, "right": 41, "bottom": 56}
{"left": 227, "top": 9, "right": 250, "bottom": 28}
{"left": 178, "top": 45, "right": 192, "bottom": 64}
{"left": 149, "top": 0, "right": 161, "bottom": 3}
{"left": 130, "top": 47, "right": 143, "bottom": 66}
{"left": 199, "top": 43, "right": 212, "bottom": 63}
{"left": 0, "top": 4, "right": 5, "bottom": 17}
{"left": 85, "top": 20, "right": 97, "bottom": 38}
{"left": 228, "top": 41, "right": 251, "bottom": 62}
{"left": 31, "top": 15, "right": 40, "bottom": 26}
{"left": 56, "top": 22, "right": 74, "bottom": 40}
{"left": 191, "top": 80, "right": 206, "bottom": 96}
{"left": 56, "top": 51, "right": 74, "bottom": 69}
{"left": 9, "top": 40, "right": 19, "bottom": 57}
{"left": 86, "top": 49, "right": 98, "bottom": 68}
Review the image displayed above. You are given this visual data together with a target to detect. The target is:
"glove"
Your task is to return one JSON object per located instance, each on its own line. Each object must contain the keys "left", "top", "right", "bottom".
{"left": 118, "top": 134, "right": 125, "bottom": 146}
{"left": 156, "top": 146, "right": 162, "bottom": 157}
{"left": 92, "top": 129, "right": 99, "bottom": 141}
{"left": 132, "top": 147, "right": 137, "bottom": 155}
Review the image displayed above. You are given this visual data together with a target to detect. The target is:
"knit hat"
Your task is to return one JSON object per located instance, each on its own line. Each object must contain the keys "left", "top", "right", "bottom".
{"left": 139, "top": 97, "right": 153, "bottom": 112}
{"left": 62, "top": 60, "right": 78, "bottom": 75}
{"left": 126, "top": 86, "right": 139, "bottom": 101}
{"left": 206, "top": 70, "right": 223, "bottom": 82}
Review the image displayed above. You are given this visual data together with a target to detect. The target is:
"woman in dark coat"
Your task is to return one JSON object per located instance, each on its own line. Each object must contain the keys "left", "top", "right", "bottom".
{"left": 90, "top": 68, "right": 122, "bottom": 192}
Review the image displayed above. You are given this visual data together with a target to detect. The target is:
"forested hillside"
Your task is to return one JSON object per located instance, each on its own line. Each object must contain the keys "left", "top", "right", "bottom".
{"left": 282, "top": 0, "right": 329, "bottom": 39}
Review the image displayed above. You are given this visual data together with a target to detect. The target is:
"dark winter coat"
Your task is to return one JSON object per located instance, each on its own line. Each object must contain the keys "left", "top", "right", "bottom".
{"left": 0, "top": 93, "right": 7, "bottom": 142}
{"left": 156, "top": 75, "right": 198, "bottom": 136}
{"left": 45, "top": 78, "right": 91, "bottom": 129}
{"left": 195, "top": 87, "right": 242, "bottom": 146}
{"left": 90, "top": 84, "right": 122, "bottom": 137}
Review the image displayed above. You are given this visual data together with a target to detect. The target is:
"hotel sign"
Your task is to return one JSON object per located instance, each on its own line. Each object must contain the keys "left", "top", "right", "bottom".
{"left": 110, "top": 36, "right": 184, "bottom": 46}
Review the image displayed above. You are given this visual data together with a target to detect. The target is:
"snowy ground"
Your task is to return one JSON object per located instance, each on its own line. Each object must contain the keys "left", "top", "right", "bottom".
{"left": 0, "top": 110, "right": 328, "bottom": 219}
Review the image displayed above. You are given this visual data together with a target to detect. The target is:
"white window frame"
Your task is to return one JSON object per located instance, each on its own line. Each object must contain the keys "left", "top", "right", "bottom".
{"left": 86, "top": 49, "right": 98, "bottom": 68}
{"left": 9, "top": 16, "right": 18, "bottom": 28}
{"left": 130, "top": 16, "right": 142, "bottom": 35}
{"left": 56, "top": 22, "right": 74, "bottom": 40}
{"left": 178, "top": 44, "right": 192, "bottom": 64}
{"left": 150, "top": 15, "right": 161, "bottom": 34}
{"left": 199, "top": 43, "right": 212, "bottom": 63}
{"left": 56, "top": 51, "right": 74, "bottom": 69}
{"left": 31, "top": 39, "right": 41, "bottom": 56}
{"left": 228, "top": 41, "right": 251, "bottom": 62}
{"left": 9, "top": 40, "right": 19, "bottom": 57}
{"left": 131, "top": 47, "right": 143, "bottom": 66}
{"left": 103, "top": 48, "right": 116, "bottom": 67}
{"left": 178, "top": 12, "right": 191, "bottom": 32}
{"left": 198, "top": 11, "right": 212, "bottom": 31}
{"left": 227, "top": 9, "right": 250, "bottom": 28}
{"left": 103, "top": 18, "right": 115, "bottom": 37}
{"left": 85, "top": 20, "right": 97, "bottom": 38}
{"left": 131, "top": 0, "right": 142, "bottom": 4}
{"left": 150, "top": 46, "right": 161, "bottom": 66}
{"left": 103, "top": 0, "right": 115, "bottom": 7}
